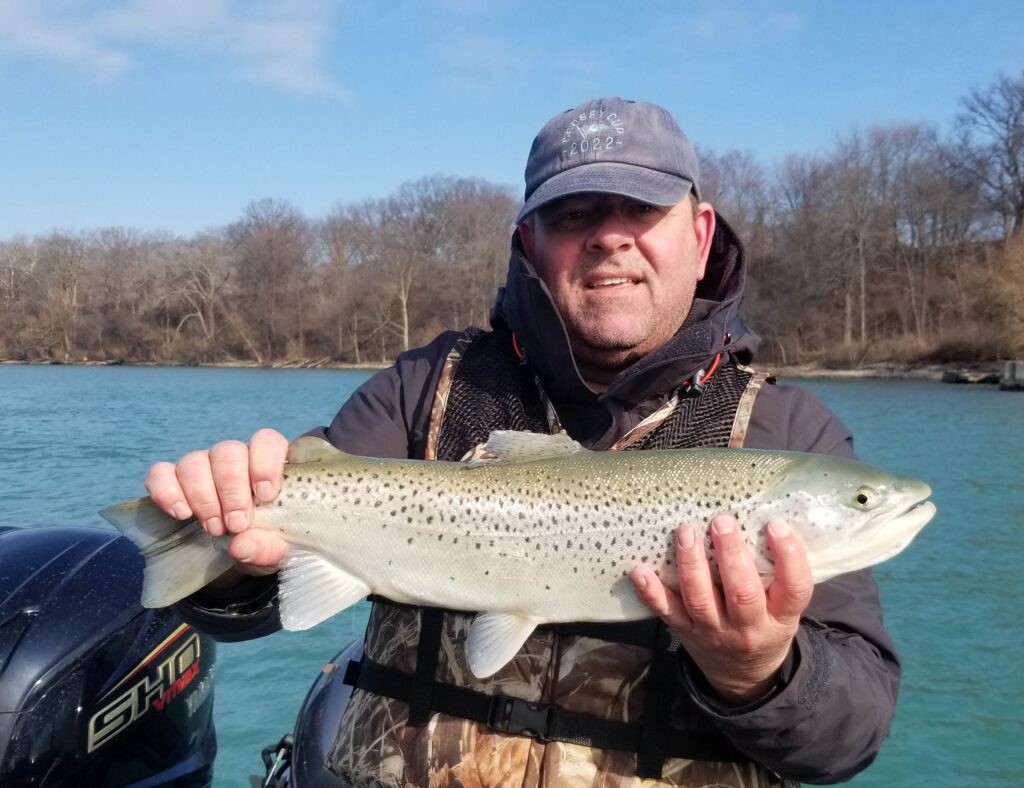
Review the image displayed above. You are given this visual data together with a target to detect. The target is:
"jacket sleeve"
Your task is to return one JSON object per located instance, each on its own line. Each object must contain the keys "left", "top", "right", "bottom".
{"left": 171, "top": 331, "right": 461, "bottom": 641}
{"left": 682, "top": 382, "right": 901, "bottom": 784}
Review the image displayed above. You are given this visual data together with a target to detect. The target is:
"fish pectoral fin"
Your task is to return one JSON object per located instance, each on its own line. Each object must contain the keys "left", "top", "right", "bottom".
{"left": 278, "top": 549, "right": 370, "bottom": 631}
{"left": 286, "top": 436, "right": 352, "bottom": 465}
{"left": 465, "top": 612, "right": 539, "bottom": 678}
{"left": 468, "top": 430, "right": 583, "bottom": 465}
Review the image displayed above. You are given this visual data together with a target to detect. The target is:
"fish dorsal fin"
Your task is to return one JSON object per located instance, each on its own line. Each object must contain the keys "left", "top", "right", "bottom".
{"left": 278, "top": 548, "right": 370, "bottom": 630}
{"left": 473, "top": 430, "right": 582, "bottom": 464}
{"left": 465, "top": 612, "right": 539, "bottom": 678}
{"left": 286, "top": 436, "right": 350, "bottom": 465}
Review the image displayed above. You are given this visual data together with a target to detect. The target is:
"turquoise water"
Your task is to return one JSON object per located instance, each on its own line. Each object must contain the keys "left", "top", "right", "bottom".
{"left": 1, "top": 366, "right": 1022, "bottom": 786}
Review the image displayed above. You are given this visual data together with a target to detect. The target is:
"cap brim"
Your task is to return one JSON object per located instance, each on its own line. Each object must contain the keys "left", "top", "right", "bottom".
{"left": 515, "top": 162, "right": 695, "bottom": 224}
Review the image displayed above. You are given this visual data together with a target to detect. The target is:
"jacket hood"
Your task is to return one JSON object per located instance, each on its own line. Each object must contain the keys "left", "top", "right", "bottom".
{"left": 490, "top": 212, "right": 760, "bottom": 421}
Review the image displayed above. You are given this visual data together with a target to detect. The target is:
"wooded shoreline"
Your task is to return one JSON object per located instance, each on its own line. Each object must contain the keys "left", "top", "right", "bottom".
{"left": 1, "top": 356, "right": 1005, "bottom": 383}
{"left": 3, "top": 71, "right": 1024, "bottom": 371}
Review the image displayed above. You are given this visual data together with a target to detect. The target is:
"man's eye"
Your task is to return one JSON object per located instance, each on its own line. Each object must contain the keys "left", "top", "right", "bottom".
{"left": 552, "top": 209, "right": 589, "bottom": 227}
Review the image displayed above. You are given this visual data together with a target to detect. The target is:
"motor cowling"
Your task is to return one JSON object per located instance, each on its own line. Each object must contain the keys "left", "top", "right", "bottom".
{"left": 0, "top": 525, "right": 217, "bottom": 787}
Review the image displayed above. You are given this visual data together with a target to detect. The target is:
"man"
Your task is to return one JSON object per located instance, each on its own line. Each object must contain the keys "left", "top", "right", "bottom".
{"left": 147, "top": 98, "right": 899, "bottom": 786}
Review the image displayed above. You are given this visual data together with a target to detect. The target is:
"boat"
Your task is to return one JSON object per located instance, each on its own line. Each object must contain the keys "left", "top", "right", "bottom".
{"left": 0, "top": 524, "right": 347, "bottom": 787}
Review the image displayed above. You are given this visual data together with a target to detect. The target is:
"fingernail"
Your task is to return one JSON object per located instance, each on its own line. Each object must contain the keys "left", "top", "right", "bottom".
{"left": 633, "top": 574, "right": 647, "bottom": 590}
{"left": 226, "top": 511, "right": 247, "bottom": 532}
{"left": 768, "top": 520, "right": 792, "bottom": 538}
{"left": 205, "top": 516, "right": 223, "bottom": 535}
{"left": 236, "top": 539, "right": 253, "bottom": 562}
{"left": 171, "top": 501, "right": 191, "bottom": 520}
{"left": 713, "top": 517, "right": 736, "bottom": 536}
{"left": 254, "top": 481, "right": 274, "bottom": 502}
{"left": 677, "top": 525, "right": 696, "bottom": 550}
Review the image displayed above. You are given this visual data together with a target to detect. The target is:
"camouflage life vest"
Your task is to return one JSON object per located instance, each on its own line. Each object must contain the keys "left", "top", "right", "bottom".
{"left": 332, "top": 329, "right": 786, "bottom": 788}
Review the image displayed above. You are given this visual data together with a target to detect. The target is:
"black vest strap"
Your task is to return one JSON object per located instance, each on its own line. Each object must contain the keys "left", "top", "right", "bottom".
{"left": 636, "top": 623, "right": 678, "bottom": 777}
{"left": 343, "top": 656, "right": 746, "bottom": 763}
{"left": 407, "top": 607, "right": 444, "bottom": 726}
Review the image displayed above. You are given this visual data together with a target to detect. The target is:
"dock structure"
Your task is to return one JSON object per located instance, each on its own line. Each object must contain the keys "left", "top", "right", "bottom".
{"left": 1001, "top": 361, "right": 1024, "bottom": 390}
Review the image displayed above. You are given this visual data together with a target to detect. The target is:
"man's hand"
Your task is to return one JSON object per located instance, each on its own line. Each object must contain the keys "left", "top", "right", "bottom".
{"left": 144, "top": 428, "right": 291, "bottom": 579}
{"left": 630, "top": 515, "right": 814, "bottom": 705}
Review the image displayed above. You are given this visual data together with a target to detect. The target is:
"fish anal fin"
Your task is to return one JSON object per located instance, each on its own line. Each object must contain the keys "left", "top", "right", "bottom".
{"left": 278, "top": 549, "right": 370, "bottom": 630}
{"left": 465, "top": 612, "right": 539, "bottom": 678}
{"left": 471, "top": 430, "right": 582, "bottom": 464}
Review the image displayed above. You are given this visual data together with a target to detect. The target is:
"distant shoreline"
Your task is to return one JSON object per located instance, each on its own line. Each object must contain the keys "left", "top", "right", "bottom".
{"left": 0, "top": 358, "right": 389, "bottom": 371}
{"left": 1, "top": 357, "right": 1005, "bottom": 383}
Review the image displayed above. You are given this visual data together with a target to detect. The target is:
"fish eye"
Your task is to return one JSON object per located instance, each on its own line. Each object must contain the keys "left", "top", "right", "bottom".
{"left": 853, "top": 486, "right": 878, "bottom": 509}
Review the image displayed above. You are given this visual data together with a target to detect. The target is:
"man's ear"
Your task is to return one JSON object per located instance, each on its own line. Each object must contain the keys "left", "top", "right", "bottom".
{"left": 693, "top": 203, "right": 716, "bottom": 281}
{"left": 517, "top": 220, "right": 535, "bottom": 260}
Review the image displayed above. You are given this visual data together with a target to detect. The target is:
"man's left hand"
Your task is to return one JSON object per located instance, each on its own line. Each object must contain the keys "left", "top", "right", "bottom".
{"left": 630, "top": 515, "right": 814, "bottom": 705}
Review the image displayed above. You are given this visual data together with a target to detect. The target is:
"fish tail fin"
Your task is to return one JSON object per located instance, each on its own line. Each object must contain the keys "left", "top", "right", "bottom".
{"left": 100, "top": 498, "right": 235, "bottom": 609}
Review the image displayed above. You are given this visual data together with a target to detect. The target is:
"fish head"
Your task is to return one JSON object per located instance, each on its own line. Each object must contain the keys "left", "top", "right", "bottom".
{"left": 754, "top": 454, "right": 936, "bottom": 583}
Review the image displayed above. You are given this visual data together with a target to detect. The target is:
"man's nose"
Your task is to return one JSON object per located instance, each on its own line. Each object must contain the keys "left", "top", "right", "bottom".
{"left": 586, "top": 209, "right": 635, "bottom": 254}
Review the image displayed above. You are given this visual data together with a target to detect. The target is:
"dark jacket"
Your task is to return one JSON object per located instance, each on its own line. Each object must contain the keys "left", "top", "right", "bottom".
{"left": 177, "top": 217, "right": 899, "bottom": 784}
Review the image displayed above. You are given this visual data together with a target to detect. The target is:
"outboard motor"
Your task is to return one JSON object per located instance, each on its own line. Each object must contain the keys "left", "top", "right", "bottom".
{"left": 0, "top": 526, "right": 217, "bottom": 786}
{"left": 256, "top": 640, "right": 361, "bottom": 788}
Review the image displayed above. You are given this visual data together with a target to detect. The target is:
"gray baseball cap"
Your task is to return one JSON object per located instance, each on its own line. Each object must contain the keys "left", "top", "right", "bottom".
{"left": 514, "top": 97, "right": 701, "bottom": 224}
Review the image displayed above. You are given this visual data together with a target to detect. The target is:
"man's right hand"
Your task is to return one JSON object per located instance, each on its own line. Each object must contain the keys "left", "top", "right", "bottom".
{"left": 144, "top": 428, "right": 291, "bottom": 577}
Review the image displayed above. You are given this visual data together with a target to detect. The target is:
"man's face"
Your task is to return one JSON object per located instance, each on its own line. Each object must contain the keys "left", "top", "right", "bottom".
{"left": 519, "top": 193, "right": 716, "bottom": 384}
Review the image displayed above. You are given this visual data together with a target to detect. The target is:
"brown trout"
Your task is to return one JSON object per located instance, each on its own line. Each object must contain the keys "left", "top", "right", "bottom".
{"left": 102, "top": 430, "right": 935, "bottom": 677}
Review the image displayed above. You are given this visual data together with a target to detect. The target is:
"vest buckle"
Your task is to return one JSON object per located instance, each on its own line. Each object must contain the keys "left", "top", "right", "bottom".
{"left": 487, "top": 696, "right": 554, "bottom": 742}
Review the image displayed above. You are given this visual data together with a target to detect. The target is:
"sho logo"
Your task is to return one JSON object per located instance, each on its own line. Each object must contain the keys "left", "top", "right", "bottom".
{"left": 87, "top": 626, "right": 201, "bottom": 752}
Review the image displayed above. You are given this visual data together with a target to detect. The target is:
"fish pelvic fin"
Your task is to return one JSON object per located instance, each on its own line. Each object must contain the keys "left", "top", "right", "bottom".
{"left": 468, "top": 430, "right": 582, "bottom": 465}
{"left": 278, "top": 549, "right": 370, "bottom": 631}
{"left": 100, "top": 498, "right": 234, "bottom": 609}
{"left": 466, "top": 612, "right": 539, "bottom": 678}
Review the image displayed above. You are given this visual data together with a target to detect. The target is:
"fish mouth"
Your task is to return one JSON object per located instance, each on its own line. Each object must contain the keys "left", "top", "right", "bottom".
{"left": 873, "top": 499, "right": 936, "bottom": 560}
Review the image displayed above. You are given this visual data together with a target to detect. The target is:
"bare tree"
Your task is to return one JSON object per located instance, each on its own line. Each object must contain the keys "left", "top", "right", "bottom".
{"left": 947, "top": 70, "right": 1024, "bottom": 237}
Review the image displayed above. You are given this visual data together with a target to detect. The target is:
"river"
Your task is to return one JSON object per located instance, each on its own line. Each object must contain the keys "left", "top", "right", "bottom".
{"left": 1, "top": 365, "right": 1021, "bottom": 786}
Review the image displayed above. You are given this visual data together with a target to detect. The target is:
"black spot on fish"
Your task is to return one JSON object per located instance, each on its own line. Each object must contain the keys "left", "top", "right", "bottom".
{"left": 426, "top": 515, "right": 434, "bottom": 524}
{"left": 407, "top": 537, "right": 413, "bottom": 545}
{"left": 277, "top": 501, "right": 283, "bottom": 507}
{"left": 545, "top": 585, "right": 550, "bottom": 590}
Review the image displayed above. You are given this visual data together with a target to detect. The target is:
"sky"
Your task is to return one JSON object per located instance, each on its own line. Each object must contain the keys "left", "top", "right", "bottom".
{"left": 0, "top": 0, "right": 1022, "bottom": 240}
